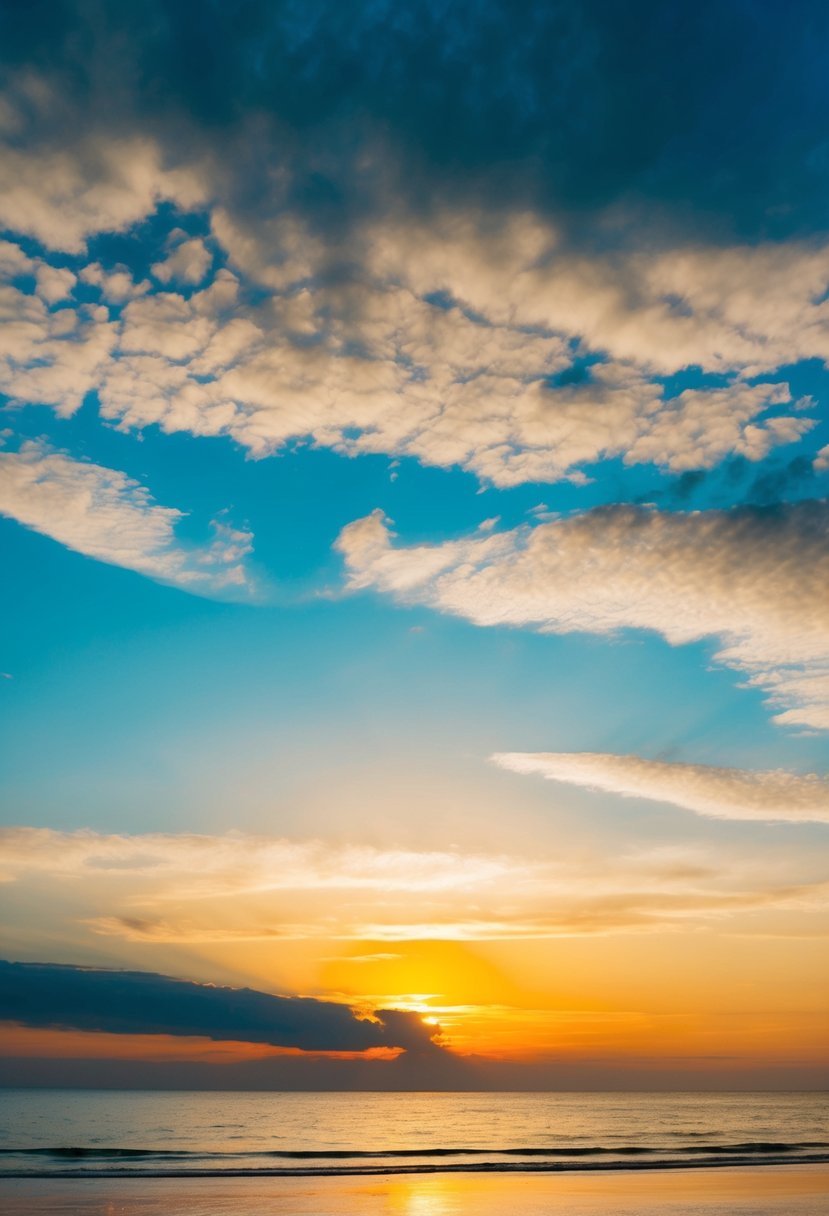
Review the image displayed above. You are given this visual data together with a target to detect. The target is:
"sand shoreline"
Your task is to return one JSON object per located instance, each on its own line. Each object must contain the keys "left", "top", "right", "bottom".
{"left": 1, "top": 1163, "right": 828, "bottom": 1215}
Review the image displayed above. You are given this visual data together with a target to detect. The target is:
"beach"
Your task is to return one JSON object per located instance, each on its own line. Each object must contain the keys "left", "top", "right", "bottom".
{"left": 2, "top": 1164, "right": 828, "bottom": 1215}
{"left": 3, "top": 1088, "right": 828, "bottom": 1211}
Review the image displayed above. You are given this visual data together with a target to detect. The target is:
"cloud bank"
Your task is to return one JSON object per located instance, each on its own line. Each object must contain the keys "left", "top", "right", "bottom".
{"left": 0, "top": 960, "right": 439, "bottom": 1053}
{"left": 337, "top": 501, "right": 829, "bottom": 730}
{"left": 0, "top": 440, "right": 253, "bottom": 595}
{"left": 492, "top": 752, "right": 829, "bottom": 824}
{"left": 4, "top": 1, "right": 829, "bottom": 244}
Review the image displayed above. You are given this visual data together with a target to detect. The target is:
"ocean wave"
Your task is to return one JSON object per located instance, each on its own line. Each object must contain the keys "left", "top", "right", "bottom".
{"left": 1, "top": 1142, "right": 828, "bottom": 1178}
{"left": 2, "top": 1140, "right": 826, "bottom": 1159}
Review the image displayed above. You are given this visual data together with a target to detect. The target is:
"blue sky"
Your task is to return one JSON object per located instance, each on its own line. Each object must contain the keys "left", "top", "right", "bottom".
{"left": 3, "top": 390, "right": 827, "bottom": 840}
{"left": 1, "top": 0, "right": 828, "bottom": 1086}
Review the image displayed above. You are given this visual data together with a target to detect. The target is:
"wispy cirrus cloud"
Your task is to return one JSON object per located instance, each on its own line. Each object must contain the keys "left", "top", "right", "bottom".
{"left": 492, "top": 752, "right": 829, "bottom": 824}
{"left": 0, "top": 828, "right": 515, "bottom": 897}
{"left": 0, "top": 440, "right": 254, "bottom": 596}
{"left": 1, "top": 828, "right": 825, "bottom": 945}
{"left": 336, "top": 501, "right": 829, "bottom": 730}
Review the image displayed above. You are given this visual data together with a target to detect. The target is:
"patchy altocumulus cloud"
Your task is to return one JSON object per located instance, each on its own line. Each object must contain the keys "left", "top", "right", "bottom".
{"left": 151, "top": 234, "right": 212, "bottom": 287}
{"left": 0, "top": 960, "right": 439, "bottom": 1054}
{"left": 492, "top": 752, "right": 829, "bottom": 824}
{"left": 0, "top": 134, "right": 206, "bottom": 256}
{"left": 0, "top": 8, "right": 827, "bottom": 492}
{"left": 336, "top": 501, "right": 829, "bottom": 730}
{"left": 0, "top": 227, "right": 821, "bottom": 491}
{"left": 0, "top": 440, "right": 253, "bottom": 596}
{"left": 0, "top": 5, "right": 826, "bottom": 495}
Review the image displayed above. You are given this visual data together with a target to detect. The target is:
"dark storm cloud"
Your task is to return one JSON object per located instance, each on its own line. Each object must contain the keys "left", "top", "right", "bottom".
{"left": 3, "top": 0, "right": 829, "bottom": 244}
{"left": 0, "top": 961, "right": 441, "bottom": 1054}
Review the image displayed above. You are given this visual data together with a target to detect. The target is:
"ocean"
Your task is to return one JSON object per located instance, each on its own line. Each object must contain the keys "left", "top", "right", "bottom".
{"left": 0, "top": 1090, "right": 826, "bottom": 1179}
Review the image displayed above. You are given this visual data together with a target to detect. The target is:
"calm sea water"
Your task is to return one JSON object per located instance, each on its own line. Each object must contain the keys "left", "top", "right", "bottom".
{"left": 0, "top": 1091, "right": 826, "bottom": 1179}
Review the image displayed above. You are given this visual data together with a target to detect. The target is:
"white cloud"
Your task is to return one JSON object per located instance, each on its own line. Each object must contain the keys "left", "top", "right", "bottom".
{"left": 0, "top": 238, "right": 34, "bottom": 277}
{"left": 80, "top": 263, "right": 151, "bottom": 304}
{"left": 34, "top": 265, "right": 76, "bottom": 304}
{"left": 0, "top": 148, "right": 825, "bottom": 487}
{"left": 0, "top": 244, "right": 116, "bottom": 413}
{"left": 336, "top": 502, "right": 829, "bottom": 730}
{"left": 152, "top": 236, "right": 212, "bottom": 286}
{"left": 120, "top": 291, "right": 216, "bottom": 359}
{"left": 0, "top": 135, "right": 206, "bottom": 253}
{"left": 174, "top": 218, "right": 826, "bottom": 483}
{"left": 210, "top": 207, "right": 327, "bottom": 292}
{"left": 365, "top": 211, "right": 829, "bottom": 376}
{"left": 492, "top": 752, "right": 829, "bottom": 824}
{"left": 0, "top": 184, "right": 822, "bottom": 488}
{"left": 0, "top": 440, "right": 253, "bottom": 596}
{"left": 92, "top": 275, "right": 813, "bottom": 487}
{"left": 621, "top": 382, "right": 813, "bottom": 472}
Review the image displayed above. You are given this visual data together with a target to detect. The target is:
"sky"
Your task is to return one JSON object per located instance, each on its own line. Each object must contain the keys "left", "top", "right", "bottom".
{"left": 0, "top": 0, "right": 828, "bottom": 1091}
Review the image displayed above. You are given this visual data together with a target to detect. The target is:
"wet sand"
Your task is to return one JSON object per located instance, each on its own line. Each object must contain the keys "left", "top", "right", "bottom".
{"left": 1, "top": 1164, "right": 828, "bottom": 1215}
